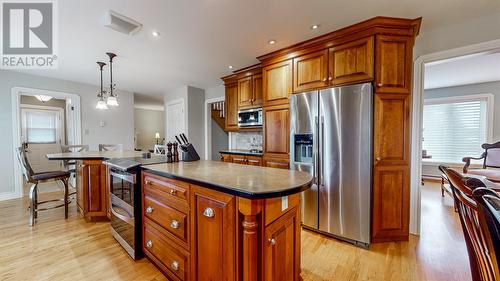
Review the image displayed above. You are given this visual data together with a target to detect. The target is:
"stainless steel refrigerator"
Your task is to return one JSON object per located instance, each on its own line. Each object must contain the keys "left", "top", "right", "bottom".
{"left": 290, "top": 83, "right": 372, "bottom": 247}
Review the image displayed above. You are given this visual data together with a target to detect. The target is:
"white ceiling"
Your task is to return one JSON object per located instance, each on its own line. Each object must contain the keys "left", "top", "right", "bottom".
{"left": 14, "top": 0, "right": 500, "bottom": 96}
{"left": 424, "top": 51, "right": 500, "bottom": 89}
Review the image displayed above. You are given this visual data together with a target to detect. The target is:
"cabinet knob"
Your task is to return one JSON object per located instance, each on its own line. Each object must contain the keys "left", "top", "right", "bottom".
{"left": 203, "top": 207, "right": 215, "bottom": 218}
{"left": 377, "top": 83, "right": 383, "bottom": 87}
{"left": 170, "top": 220, "right": 180, "bottom": 229}
{"left": 145, "top": 180, "right": 151, "bottom": 185}
{"left": 322, "top": 78, "right": 327, "bottom": 82}
{"left": 269, "top": 238, "right": 276, "bottom": 246}
{"left": 328, "top": 77, "right": 333, "bottom": 81}
{"left": 171, "top": 261, "right": 179, "bottom": 271}
{"left": 146, "top": 240, "right": 153, "bottom": 248}
{"left": 145, "top": 206, "right": 154, "bottom": 214}
{"left": 375, "top": 157, "right": 382, "bottom": 162}
{"left": 170, "top": 189, "right": 177, "bottom": 195}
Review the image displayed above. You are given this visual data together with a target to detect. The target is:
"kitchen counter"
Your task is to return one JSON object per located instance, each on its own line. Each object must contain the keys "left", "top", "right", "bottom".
{"left": 219, "top": 149, "right": 263, "bottom": 156}
{"left": 46, "top": 150, "right": 145, "bottom": 160}
{"left": 142, "top": 160, "right": 311, "bottom": 199}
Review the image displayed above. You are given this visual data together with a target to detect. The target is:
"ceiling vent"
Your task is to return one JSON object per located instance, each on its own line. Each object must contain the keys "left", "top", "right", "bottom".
{"left": 104, "top": 10, "right": 142, "bottom": 35}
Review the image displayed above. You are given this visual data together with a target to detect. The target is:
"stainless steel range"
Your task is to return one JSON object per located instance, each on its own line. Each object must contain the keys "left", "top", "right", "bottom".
{"left": 104, "top": 156, "right": 169, "bottom": 259}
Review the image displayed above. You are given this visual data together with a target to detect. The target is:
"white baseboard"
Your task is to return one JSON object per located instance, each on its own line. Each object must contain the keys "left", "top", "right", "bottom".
{"left": 0, "top": 190, "right": 21, "bottom": 201}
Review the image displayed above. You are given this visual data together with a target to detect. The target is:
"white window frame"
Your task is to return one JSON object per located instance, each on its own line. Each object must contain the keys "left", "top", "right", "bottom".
{"left": 422, "top": 93, "right": 494, "bottom": 166}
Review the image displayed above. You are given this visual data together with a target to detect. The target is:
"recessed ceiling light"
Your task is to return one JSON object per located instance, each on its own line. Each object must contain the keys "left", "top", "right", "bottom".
{"left": 268, "top": 40, "right": 276, "bottom": 45}
{"left": 311, "top": 24, "right": 319, "bottom": 30}
{"left": 152, "top": 31, "right": 160, "bottom": 37}
{"left": 228, "top": 65, "right": 233, "bottom": 69}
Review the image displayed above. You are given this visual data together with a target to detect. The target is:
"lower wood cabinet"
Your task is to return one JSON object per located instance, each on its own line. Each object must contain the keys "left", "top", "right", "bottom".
{"left": 263, "top": 158, "right": 289, "bottom": 170}
{"left": 220, "top": 153, "right": 263, "bottom": 166}
{"left": 76, "top": 160, "right": 109, "bottom": 221}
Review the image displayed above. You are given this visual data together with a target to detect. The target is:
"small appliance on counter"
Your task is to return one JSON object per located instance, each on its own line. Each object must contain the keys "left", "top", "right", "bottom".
{"left": 103, "top": 155, "right": 169, "bottom": 260}
{"left": 175, "top": 133, "right": 200, "bottom": 161}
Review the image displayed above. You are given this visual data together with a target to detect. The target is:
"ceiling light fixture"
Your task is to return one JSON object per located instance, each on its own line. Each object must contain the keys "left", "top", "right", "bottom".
{"left": 152, "top": 31, "right": 160, "bottom": 37}
{"left": 96, "top": 61, "right": 109, "bottom": 110}
{"left": 311, "top": 24, "right": 320, "bottom": 30}
{"left": 228, "top": 65, "right": 233, "bottom": 69}
{"left": 268, "top": 40, "right": 276, "bottom": 45}
{"left": 34, "top": 95, "right": 53, "bottom": 103}
{"left": 106, "top": 52, "right": 119, "bottom": 107}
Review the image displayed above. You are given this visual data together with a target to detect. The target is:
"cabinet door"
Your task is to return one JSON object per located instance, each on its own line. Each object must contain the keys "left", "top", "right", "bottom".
{"left": 375, "top": 35, "right": 412, "bottom": 94}
{"left": 252, "top": 74, "right": 263, "bottom": 106}
{"left": 191, "top": 187, "right": 236, "bottom": 281}
{"left": 80, "top": 160, "right": 108, "bottom": 220}
{"left": 263, "top": 60, "right": 292, "bottom": 106}
{"left": 238, "top": 76, "right": 254, "bottom": 109}
{"left": 246, "top": 155, "right": 262, "bottom": 166}
{"left": 292, "top": 49, "right": 329, "bottom": 93}
{"left": 329, "top": 36, "right": 374, "bottom": 86}
{"left": 264, "top": 207, "right": 301, "bottom": 281}
{"left": 263, "top": 105, "right": 289, "bottom": 158}
{"left": 225, "top": 83, "right": 239, "bottom": 131}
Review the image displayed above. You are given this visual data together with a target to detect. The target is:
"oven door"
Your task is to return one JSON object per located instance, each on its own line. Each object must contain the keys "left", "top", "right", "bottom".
{"left": 238, "top": 108, "right": 262, "bottom": 127}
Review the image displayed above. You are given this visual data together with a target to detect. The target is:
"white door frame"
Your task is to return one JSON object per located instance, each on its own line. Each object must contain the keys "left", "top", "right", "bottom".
{"left": 9, "top": 87, "right": 82, "bottom": 200}
{"left": 204, "top": 96, "right": 225, "bottom": 160}
{"left": 409, "top": 38, "right": 500, "bottom": 235}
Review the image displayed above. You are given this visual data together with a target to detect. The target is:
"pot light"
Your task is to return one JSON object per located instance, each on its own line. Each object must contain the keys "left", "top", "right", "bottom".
{"left": 311, "top": 24, "right": 320, "bottom": 30}
{"left": 228, "top": 65, "right": 233, "bottom": 69}
{"left": 152, "top": 31, "right": 160, "bottom": 37}
{"left": 268, "top": 40, "right": 276, "bottom": 45}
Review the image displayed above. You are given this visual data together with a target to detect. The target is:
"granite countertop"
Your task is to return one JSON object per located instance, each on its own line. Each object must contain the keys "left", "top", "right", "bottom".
{"left": 46, "top": 150, "right": 145, "bottom": 160}
{"left": 142, "top": 160, "right": 312, "bottom": 199}
{"left": 219, "top": 149, "right": 263, "bottom": 156}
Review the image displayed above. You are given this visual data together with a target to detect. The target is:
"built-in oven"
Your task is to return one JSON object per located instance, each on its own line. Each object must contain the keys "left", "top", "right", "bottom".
{"left": 105, "top": 160, "right": 143, "bottom": 260}
{"left": 238, "top": 108, "right": 262, "bottom": 127}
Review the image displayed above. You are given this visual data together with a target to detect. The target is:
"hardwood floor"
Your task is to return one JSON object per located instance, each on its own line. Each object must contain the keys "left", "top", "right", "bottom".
{"left": 0, "top": 182, "right": 469, "bottom": 281}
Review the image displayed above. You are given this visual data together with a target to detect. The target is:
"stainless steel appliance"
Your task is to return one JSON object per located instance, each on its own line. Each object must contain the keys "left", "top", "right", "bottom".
{"left": 238, "top": 108, "right": 262, "bottom": 127}
{"left": 104, "top": 156, "right": 169, "bottom": 259}
{"left": 290, "top": 83, "right": 372, "bottom": 247}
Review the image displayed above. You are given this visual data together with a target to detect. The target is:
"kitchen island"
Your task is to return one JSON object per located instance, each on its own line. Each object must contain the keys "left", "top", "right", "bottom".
{"left": 140, "top": 161, "right": 312, "bottom": 281}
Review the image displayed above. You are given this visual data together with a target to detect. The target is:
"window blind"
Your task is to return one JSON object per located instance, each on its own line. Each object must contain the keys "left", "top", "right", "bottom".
{"left": 25, "top": 111, "right": 57, "bottom": 143}
{"left": 422, "top": 97, "right": 488, "bottom": 163}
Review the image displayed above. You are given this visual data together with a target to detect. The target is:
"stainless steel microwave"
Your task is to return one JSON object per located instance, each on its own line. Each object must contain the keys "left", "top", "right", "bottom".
{"left": 238, "top": 108, "right": 262, "bottom": 127}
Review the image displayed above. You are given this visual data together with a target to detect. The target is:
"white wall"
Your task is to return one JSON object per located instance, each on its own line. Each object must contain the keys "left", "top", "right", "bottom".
{"left": 134, "top": 108, "right": 165, "bottom": 150}
{"left": 0, "top": 70, "right": 135, "bottom": 197}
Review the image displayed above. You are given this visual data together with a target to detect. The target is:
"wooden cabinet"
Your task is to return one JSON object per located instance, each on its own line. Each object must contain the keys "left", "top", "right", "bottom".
{"left": 263, "top": 104, "right": 289, "bottom": 158}
{"left": 263, "top": 60, "right": 292, "bottom": 106}
{"left": 375, "top": 35, "right": 413, "bottom": 94}
{"left": 292, "top": 49, "right": 329, "bottom": 92}
{"left": 253, "top": 74, "right": 263, "bottom": 106}
{"left": 264, "top": 207, "right": 301, "bottom": 281}
{"left": 225, "top": 83, "right": 239, "bottom": 131}
{"left": 76, "top": 159, "right": 108, "bottom": 221}
{"left": 191, "top": 186, "right": 236, "bottom": 281}
{"left": 220, "top": 153, "right": 232, "bottom": 163}
{"left": 329, "top": 36, "right": 374, "bottom": 86}
{"left": 238, "top": 76, "right": 253, "bottom": 108}
{"left": 263, "top": 158, "right": 289, "bottom": 170}
{"left": 246, "top": 155, "right": 263, "bottom": 166}
{"left": 220, "top": 153, "right": 263, "bottom": 166}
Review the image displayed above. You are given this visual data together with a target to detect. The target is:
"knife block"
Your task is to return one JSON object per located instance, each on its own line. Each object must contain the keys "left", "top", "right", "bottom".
{"left": 180, "top": 143, "right": 200, "bottom": 161}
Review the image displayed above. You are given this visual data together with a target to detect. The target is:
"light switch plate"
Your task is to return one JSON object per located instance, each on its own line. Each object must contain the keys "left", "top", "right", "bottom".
{"left": 281, "top": 196, "right": 288, "bottom": 211}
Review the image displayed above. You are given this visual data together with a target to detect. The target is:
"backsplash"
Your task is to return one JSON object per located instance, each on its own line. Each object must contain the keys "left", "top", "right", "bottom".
{"left": 230, "top": 131, "right": 263, "bottom": 150}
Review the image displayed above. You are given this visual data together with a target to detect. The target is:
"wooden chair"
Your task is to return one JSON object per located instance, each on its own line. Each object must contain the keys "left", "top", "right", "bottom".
{"left": 16, "top": 145, "right": 71, "bottom": 226}
{"left": 98, "top": 144, "right": 123, "bottom": 151}
{"left": 440, "top": 165, "right": 499, "bottom": 281}
{"left": 463, "top": 141, "right": 500, "bottom": 183}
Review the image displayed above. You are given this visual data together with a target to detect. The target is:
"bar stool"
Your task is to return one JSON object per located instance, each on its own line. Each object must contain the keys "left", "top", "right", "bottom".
{"left": 16, "top": 146, "right": 71, "bottom": 226}
{"left": 99, "top": 144, "right": 123, "bottom": 151}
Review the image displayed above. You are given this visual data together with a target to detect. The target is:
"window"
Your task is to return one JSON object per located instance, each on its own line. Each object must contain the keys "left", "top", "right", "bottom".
{"left": 24, "top": 110, "right": 58, "bottom": 144}
{"left": 422, "top": 94, "right": 493, "bottom": 163}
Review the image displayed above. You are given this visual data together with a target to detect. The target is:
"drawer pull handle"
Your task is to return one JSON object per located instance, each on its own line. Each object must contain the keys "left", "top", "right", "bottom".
{"left": 203, "top": 207, "right": 215, "bottom": 218}
{"left": 145, "top": 206, "right": 154, "bottom": 214}
{"left": 170, "top": 189, "right": 177, "bottom": 195}
{"left": 171, "top": 261, "right": 179, "bottom": 271}
{"left": 145, "top": 180, "right": 151, "bottom": 185}
{"left": 170, "top": 220, "right": 180, "bottom": 229}
{"left": 146, "top": 240, "right": 153, "bottom": 248}
{"left": 269, "top": 238, "right": 276, "bottom": 246}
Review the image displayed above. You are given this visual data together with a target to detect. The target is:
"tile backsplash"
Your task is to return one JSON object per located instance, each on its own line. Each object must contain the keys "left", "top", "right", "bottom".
{"left": 230, "top": 131, "right": 263, "bottom": 150}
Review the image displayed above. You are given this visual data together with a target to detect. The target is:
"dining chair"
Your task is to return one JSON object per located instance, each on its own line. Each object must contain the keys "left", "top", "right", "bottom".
{"left": 463, "top": 141, "right": 500, "bottom": 183}
{"left": 99, "top": 144, "right": 123, "bottom": 151}
{"left": 16, "top": 145, "right": 71, "bottom": 226}
{"left": 61, "top": 144, "right": 89, "bottom": 172}
{"left": 440, "top": 165, "right": 499, "bottom": 281}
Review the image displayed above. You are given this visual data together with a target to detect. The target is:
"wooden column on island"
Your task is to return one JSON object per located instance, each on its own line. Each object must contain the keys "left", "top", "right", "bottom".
{"left": 239, "top": 198, "right": 263, "bottom": 281}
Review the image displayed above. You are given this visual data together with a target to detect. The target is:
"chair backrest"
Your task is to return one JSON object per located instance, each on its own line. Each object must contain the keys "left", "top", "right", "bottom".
{"left": 16, "top": 145, "right": 35, "bottom": 183}
{"left": 441, "top": 165, "right": 497, "bottom": 281}
{"left": 154, "top": 145, "right": 166, "bottom": 155}
{"left": 483, "top": 141, "right": 500, "bottom": 169}
{"left": 98, "top": 144, "right": 123, "bottom": 152}
{"left": 473, "top": 188, "right": 500, "bottom": 281}
{"left": 61, "top": 144, "right": 89, "bottom": 153}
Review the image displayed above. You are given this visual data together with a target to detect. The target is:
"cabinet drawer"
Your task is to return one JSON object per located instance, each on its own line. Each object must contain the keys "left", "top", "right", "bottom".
{"left": 144, "top": 174, "right": 189, "bottom": 204}
{"left": 144, "top": 219, "right": 190, "bottom": 281}
{"left": 144, "top": 196, "right": 188, "bottom": 244}
{"left": 231, "top": 155, "right": 248, "bottom": 164}
{"left": 246, "top": 155, "right": 262, "bottom": 166}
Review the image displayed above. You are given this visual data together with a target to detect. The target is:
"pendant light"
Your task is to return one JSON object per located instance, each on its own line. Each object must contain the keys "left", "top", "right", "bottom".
{"left": 106, "top": 52, "right": 119, "bottom": 106}
{"left": 96, "top": 61, "right": 109, "bottom": 110}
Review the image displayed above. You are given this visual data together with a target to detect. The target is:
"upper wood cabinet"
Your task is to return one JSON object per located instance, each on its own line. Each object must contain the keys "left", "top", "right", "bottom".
{"left": 263, "top": 104, "right": 289, "bottom": 158}
{"left": 225, "top": 83, "right": 239, "bottom": 131}
{"left": 292, "top": 49, "right": 329, "bottom": 92}
{"left": 238, "top": 76, "right": 253, "bottom": 108}
{"left": 375, "top": 35, "right": 413, "bottom": 94}
{"left": 263, "top": 60, "right": 292, "bottom": 106}
{"left": 253, "top": 74, "right": 263, "bottom": 106}
{"left": 329, "top": 36, "right": 374, "bottom": 86}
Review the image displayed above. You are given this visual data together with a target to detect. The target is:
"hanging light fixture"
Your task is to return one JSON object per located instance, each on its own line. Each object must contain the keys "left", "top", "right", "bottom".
{"left": 106, "top": 52, "right": 119, "bottom": 106}
{"left": 34, "top": 95, "right": 53, "bottom": 103}
{"left": 96, "top": 61, "right": 109, "bottom": 110}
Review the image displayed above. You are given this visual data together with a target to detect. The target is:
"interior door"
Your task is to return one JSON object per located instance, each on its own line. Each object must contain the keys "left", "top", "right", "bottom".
{"left": 21, "top": 106, "right": 64, "bottom": 173}
{"left": 166, "top": 99, "right": 186, "bottom": 142}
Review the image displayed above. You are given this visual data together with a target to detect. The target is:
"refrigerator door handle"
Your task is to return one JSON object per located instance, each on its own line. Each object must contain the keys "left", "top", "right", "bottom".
{"left": 320, "top": 116, "right": 325, "bottom": 187}
{"left": 314, "top": 116, "right": 319, "bottom": 186}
